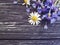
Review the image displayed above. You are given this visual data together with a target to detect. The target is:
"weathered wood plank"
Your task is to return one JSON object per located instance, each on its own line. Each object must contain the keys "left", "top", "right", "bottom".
{"left": 0, "top": 1, "right": 60, "bottom": 45}
{"left": 0, "top": 40, "right": 54, "bottom": 45}
{"left": 0, "top": 32, "right": 60, "bottom": 39}
{"left": 0, "top": 0, "right": 23, "bottom": 3}
{"left": 0, "top": 23, "right": 59, "bottom": 39}
{"left": 0, "top": 40, "right": 60, "bottom": 45}
{"left": 0, "top": 4, "right": 26, "bottom": 12}
{"left": 0, "top": 0, "right": 13, "bottom": 3}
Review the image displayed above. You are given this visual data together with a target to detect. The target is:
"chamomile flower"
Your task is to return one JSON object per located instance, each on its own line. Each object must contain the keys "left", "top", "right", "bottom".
{"left": 28, "top": 12, "right": 41, "bottom": 25}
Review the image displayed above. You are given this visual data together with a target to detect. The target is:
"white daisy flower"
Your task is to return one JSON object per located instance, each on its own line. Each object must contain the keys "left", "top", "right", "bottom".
{"left": 22, "top": 0, "right": 30, "bottom": 5}
{"left": 28, "top": 12, "right": 41, "bottom": 25}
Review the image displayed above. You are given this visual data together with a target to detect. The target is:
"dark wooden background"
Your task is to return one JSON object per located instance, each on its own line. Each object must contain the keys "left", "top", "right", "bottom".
{"left": 0, "top": 0, "right": 60, "bottom": 45}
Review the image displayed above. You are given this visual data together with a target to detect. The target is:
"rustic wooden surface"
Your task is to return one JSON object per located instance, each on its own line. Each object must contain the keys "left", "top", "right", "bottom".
{"left": 0, "top": 0, "right": 60, "bottom": 45}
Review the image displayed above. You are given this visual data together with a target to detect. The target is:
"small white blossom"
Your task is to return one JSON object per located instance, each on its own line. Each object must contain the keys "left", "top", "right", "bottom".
{"left": 28, "top": 12, "right": 41, "bottom": 25}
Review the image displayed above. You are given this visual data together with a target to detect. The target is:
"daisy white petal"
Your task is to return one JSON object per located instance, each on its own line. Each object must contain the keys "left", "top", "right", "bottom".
{"left": 36, "top": 21, "right": 39, "bottom": 25}
{"left": 38, "top": 18, "right": 41, "bottom": 20}
{"left": 22, "top": 3, "right": 25, "bottom": 5}
{"left": 28, "top": 20, "right": 33, "bottom": 23}
{"left": 33, "top": 22, "right": 35, "bottom": 25}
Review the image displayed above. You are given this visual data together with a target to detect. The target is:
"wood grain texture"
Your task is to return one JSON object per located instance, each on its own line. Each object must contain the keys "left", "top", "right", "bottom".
{"left": 0, "top": 0, "right": 23, "bottom": 3}
{"left": 0, "top": 0, "right": 60, "bottom": 45}
{"left": 0, "top": 40, "right": 60, "bottom": 45}
{"left": 0, "top": 40, "right": 55, "bottom": 45}
{"left": 0, "top": 2, "right": 59, "bottom": 39}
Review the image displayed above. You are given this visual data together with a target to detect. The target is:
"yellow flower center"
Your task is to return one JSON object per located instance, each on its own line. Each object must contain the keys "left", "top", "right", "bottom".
{"left": 24, "top": 0, "right": 27, "bottom": 4}
{"left": 31, "top": 15, "right": 38, "bottom": 22}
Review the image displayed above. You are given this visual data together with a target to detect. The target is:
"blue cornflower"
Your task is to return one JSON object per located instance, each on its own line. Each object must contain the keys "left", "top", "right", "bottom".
{"left": 50, "top": 12, "right": 58, "bottom": 24}
{"left": 37, "top": 6, "right": 42, "bottom": 13}
{"left": 44, "top": 0, "right": 52, "bottom": 7}
{"left": 58, "top": 10, "right": 60, "bottom": 16}
{"left": 32, "top": 3, "right": 37, "bottom": 8}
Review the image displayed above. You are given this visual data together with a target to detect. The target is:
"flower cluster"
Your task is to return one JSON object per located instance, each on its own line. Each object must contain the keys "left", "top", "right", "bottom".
{"left": 22, "top": 0, "right": 60, "bottom": 29}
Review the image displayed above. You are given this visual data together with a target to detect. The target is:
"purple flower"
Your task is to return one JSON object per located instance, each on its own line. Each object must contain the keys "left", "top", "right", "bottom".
{"left": 32, "top": 3, "right": 36, "bottom": 8}
{"left": 51, "top": 18, "right": 56, "bottom": 24}
{"left": 45, "top": 0, "right": 52, "bottom": 7}
{"left": 58, "top": 10, "right": 60, "bottom": 16}
{"left": 37, "top": 6, "right": 41, "bottom": 13}
{"left": 52, "top": 12, "right": 58, "bottom": 19}
{"left": 26, "top": 8, "right": 30, "bottom": 13}
{"left": 44, "top": 25, "right": 48, "bottom": 29}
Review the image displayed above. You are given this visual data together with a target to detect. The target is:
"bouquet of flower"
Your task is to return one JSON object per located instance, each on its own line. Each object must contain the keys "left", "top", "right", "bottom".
{"left": 23, "top": 0, "right": 60, "bottom": 29}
